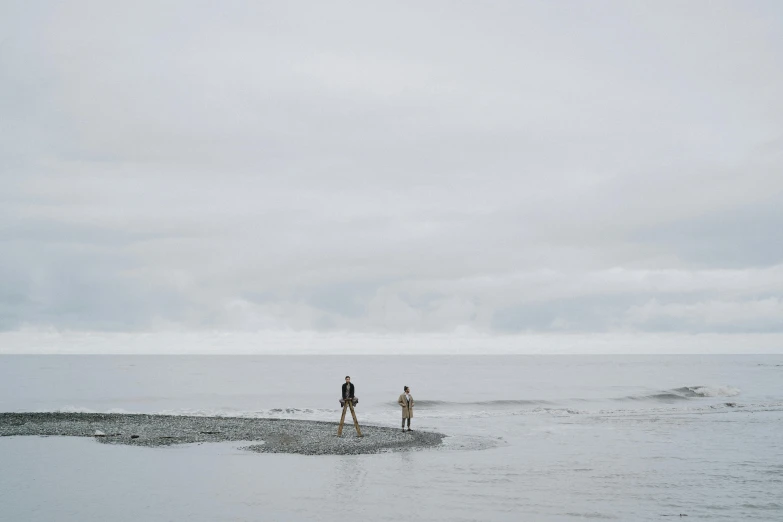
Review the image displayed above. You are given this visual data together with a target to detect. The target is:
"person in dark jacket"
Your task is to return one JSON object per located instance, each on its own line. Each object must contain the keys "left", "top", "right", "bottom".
{"left": 340, "top": 376, "right": 357, "bottom": 407}
{"left": 342, "top": 376, "right": 355, "bottom": 399}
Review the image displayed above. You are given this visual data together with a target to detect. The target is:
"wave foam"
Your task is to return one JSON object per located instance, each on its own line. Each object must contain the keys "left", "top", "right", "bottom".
{"left": 675, "top": 386, "right": 741, "bottom": 398}
{"left": 622, "top": 385, "right": 741, "bottom": 402}
{"left": 413, "top": 399, "right": 551, "bottom": 409}
{"left": 55, "top": 405, "right": 98, "bottom": 414}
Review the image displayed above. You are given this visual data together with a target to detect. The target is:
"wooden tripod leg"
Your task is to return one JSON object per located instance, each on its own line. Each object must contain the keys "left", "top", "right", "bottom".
{"left": 338, "top": 402, "right": 348, "bottom": 436}
{"left": 348, "top": 401, "right": 363, "bottom": 437}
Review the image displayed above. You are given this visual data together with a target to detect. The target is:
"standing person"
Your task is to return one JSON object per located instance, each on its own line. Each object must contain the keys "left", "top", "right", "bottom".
{"left": 398, "top": 386, "right": 414, "bottom": 431}
{"left": 341, "top": 376, "right": 356, "bottom": 406}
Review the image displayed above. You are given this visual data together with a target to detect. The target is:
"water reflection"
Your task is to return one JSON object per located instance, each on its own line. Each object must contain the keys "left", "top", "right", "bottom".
{"left": 332, "top": 455, "right": 368, "bottom": 500}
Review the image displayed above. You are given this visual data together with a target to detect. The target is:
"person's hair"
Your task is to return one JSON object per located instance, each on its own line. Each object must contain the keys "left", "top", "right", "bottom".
{"left": 404, "top": 386, "right": 409, "bottom": 391}
{"left": 345, "top": 376, "right": 350, "bottom": 380}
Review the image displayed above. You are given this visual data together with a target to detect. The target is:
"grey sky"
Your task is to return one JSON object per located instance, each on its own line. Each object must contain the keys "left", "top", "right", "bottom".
{"left": 1, "top": 1, "right": 782, "bottom": 348}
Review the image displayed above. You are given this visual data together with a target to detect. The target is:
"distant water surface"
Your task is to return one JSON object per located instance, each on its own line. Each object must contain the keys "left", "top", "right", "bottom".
{"left": 1, "top": 355, "right": 782, "bottom": 521}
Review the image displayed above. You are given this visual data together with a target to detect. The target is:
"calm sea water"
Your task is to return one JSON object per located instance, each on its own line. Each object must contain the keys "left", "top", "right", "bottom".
{"left": 1, "top": 355, "right": 782, "bottom": 521}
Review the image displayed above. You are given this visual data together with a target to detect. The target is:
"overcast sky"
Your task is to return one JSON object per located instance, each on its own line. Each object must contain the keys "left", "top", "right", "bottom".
{"left": 1, "top": 1, "right": 782, "bottom": 352}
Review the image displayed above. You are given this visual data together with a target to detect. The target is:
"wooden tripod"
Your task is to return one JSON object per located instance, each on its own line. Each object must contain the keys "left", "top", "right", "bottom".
{"left": 337, "top": 399, "right": 363, "bottom": 437}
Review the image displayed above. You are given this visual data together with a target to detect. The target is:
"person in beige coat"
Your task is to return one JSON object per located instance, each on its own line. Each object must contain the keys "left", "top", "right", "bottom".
{"left": 398, "top": 386, "right": 414, "bottom": 431}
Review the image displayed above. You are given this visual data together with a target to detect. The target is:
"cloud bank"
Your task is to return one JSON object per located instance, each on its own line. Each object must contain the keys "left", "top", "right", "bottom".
{"left": 1, "top": 1, "right": 782, "bottom": 352}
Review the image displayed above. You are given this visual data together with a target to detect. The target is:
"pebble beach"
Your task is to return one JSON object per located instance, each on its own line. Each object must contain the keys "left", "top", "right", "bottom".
{"left": 0, "top": 412, "right": 445, "bottom": 456}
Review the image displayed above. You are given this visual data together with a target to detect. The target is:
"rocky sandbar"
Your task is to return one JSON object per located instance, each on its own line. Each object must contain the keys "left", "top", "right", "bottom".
{"left": 0, "top": 412, "right": 445, "bottom": 456}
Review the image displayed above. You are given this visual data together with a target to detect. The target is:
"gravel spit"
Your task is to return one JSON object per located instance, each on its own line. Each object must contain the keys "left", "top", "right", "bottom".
{"left": 0, "top": 413, "right": 445, "bottom": 456}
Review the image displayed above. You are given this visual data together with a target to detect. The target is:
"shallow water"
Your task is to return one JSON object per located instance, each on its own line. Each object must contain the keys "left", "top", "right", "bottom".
{"left": 1, "top": 355, "right": 782, "bottom": 521}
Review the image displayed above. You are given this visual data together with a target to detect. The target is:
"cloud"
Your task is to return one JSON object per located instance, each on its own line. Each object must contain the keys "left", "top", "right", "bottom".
{"left": 626, "top": 297, "right": 783, "bottom": 333}
{"left": 634, "top": 203, "right": 783, "bottom": 268}
{"left": 1, "top": 1, "right": 782, "bottom": 349}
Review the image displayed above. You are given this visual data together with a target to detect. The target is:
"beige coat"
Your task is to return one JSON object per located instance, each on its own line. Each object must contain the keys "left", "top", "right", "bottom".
{"left": 398, "top": 393, "right": 414, "bottom": 418}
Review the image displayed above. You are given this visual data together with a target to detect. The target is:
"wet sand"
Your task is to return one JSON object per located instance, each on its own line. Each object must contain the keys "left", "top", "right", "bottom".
{"left": 0, "top": 413, "right": 444, "bottom": 456}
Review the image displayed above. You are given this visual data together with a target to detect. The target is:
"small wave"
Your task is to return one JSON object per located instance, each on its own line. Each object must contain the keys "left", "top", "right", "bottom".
{"left": 634, "top": 393, "right": 691, "bottom": 402}
{"left": 620, "top": 385, "right": 741, "bottom": 402}
{"left": 406, "top": 399, "right": 552, "bottom": 409}
{"left": 55, "top": 405, "right": 99, "bottom": 414}
{"left": 590, "top": 400, "right": 783, "bottom": 419}
{"left": 673, "top": 386, "right": 741, "bottom": 398}
{"left": 45, "top": 406, "right": 137, "bottom": 415}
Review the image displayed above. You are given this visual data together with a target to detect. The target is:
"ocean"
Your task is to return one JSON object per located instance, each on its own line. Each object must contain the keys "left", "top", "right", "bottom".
{"left": 1, "top": 355, "right": 782, "bottom": 521}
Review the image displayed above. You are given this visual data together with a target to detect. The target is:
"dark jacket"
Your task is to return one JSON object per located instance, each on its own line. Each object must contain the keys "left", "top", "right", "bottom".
{"left": 342, "top": 382, "right": 355, "bottom": 399}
